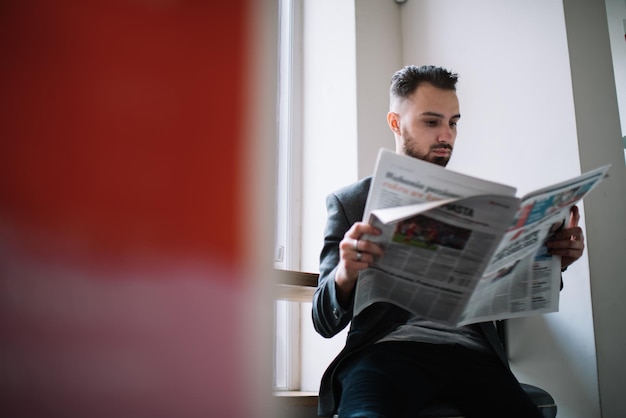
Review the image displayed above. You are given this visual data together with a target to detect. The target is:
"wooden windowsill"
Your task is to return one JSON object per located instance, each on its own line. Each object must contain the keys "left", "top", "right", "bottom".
{"left": 274, "top": 269, "right": 319, "bottom": 303}
{"left": 274, "top": 390, "right": 318, "bottom": 397}
{"left": 273, "top": 391, "right": 318, "bottom": 407}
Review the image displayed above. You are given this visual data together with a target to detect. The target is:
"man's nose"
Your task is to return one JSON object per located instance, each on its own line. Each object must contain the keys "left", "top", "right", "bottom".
{"left": 438, "top": 125, "right": 453, "bottom": 142}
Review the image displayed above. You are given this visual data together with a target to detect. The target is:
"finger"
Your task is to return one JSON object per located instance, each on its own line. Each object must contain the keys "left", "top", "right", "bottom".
{"left": 568, "top": 205, "right": 580, "bottom": 229}
{"left": 341, "top": 223, "right": 384, "bottom": 257}
{"left": 353, "top": 251, "right": 371, "bottom": 264}
{"left": 339, "top": 238, "right": 384, "bottom": 259}
{"left": 358, "top": 239, "right": 384, "bottom": 257}
{"left": 346, "top": 222, "right": 382, "bottom": 241}
{"left": 546, "top": 234, "right": 585, "bottom": 249}
{"left": 554, "top": 248, "right": 584, "bottom": 260}
{"left": 549, "top": 226, "right": 583, "bottom": 242}
{"left": 547, "top": 240, "right": 585, "bottom": 252}
{"left": 342, "top": 251, "right": 372, "bottom": 272}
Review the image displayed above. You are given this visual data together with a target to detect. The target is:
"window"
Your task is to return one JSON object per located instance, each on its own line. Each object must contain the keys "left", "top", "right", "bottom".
{"left": 273, "top": 0, "right": 303, "bottom": 391}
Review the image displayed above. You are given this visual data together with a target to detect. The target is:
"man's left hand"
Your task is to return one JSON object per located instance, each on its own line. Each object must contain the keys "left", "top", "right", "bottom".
{"left": 546, "top": 205, "right": 585, "bottom": 271}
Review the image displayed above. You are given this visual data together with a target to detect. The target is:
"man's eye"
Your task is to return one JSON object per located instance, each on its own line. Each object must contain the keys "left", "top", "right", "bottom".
{"left": 425, "top": 120, "right": 438, "bottom": 126}
{"left": 450, "top": 121, "right": 458, "bottom": 128}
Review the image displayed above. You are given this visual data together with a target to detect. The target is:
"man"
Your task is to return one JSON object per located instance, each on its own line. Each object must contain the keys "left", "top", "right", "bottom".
{"left": 312, "top": 65, "right": 585, "bottom": 418}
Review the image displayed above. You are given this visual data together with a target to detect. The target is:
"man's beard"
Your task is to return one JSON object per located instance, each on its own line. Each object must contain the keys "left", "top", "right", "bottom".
{"left": 401, "top": 130, "right": 452, "bottom": 167}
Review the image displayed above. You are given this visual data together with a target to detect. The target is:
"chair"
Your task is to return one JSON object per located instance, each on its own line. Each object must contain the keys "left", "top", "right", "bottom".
{"left": 274, "top": 270, "right": 557, "bottom": 418}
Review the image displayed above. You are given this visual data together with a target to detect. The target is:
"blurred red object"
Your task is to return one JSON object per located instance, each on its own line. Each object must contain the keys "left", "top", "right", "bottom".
{"left": 0, "top": 1, "right": 269, "bottom": 417}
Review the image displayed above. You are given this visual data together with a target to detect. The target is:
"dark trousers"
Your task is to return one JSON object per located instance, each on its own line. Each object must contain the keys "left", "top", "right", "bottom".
{"left": 336, "top": 341, "right": 543, "bottom": 418}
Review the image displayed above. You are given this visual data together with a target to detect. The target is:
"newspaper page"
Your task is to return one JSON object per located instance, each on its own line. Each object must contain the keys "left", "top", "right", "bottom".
{"left": 354, "top": 148, "right": 610, "bottom": 326}
{"left": 354, "top": 149, "right": 518, "bottom": 324}
{"left": 458, "top": 163, "right": 610, "bottom": 325}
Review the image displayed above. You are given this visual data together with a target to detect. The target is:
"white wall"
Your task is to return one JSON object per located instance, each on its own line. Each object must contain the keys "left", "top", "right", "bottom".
{"left": 605, "top": 0, "right": 626, "bottom": 141}
{"left": 398, "top": 2, "right": 597, "bottom": 417}
{"left": 298, "top": 2, "right": 625, "bottom": 417}
{"left": 354, "top": 0, "right": 403, "bottom": 178}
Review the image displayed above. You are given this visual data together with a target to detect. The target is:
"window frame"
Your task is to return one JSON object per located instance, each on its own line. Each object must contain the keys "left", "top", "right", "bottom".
{"left": 273, "top": 0, "right": 303, "bottom": 392}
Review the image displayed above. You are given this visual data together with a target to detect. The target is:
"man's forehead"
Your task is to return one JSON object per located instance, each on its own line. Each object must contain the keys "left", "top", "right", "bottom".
{"left": 406, "top": 86, "right": 459, "bottom": 114}
{"left": 410, "top": 83, "right": 458, "bottom": 101}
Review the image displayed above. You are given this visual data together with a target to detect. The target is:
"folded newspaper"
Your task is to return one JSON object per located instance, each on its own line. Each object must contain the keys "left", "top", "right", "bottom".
{"left": 355, "top": 149, "right": 610, "bottom": 326}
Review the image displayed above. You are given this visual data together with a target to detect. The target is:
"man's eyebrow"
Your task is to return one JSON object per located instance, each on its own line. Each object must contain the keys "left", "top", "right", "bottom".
{"left": 420, "top": 111, "right": 461, "bottom": 119}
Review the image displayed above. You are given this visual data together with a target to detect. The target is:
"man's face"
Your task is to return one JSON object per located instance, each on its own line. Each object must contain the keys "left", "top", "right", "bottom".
{"left": 389, "top": 83, "right": 460, "bottom": 167}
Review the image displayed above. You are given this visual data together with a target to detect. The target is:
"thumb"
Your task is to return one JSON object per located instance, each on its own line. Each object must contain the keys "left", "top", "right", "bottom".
{"left": 568, "top": 205, "right": 580, "bottom": 229}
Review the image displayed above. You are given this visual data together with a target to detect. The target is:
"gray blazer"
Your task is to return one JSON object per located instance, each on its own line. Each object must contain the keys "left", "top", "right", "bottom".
{"left": 312, "top": 177, "right": 509, "bottom": 417}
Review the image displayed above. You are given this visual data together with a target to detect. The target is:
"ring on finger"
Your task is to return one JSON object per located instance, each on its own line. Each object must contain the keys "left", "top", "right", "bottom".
{"left": 356, "top": 251, "right": 363, "bottom": 262}
{"left": 354, "top": 238, "right": 359, "bottom": 251}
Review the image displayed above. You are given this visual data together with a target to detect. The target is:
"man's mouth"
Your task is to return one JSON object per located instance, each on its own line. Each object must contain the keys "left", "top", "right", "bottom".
{"left": 431, "top": 145, "right": 452, "bottom": 156}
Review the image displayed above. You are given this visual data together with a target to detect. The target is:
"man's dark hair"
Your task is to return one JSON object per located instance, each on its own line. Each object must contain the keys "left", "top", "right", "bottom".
{"left": 390, "top": 65, "right": 459, "bottom": 102}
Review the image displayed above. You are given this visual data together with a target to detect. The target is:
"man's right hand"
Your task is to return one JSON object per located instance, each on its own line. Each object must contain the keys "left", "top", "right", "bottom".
{"left": 335, "top": 222, "right": 384, "bottom": 307}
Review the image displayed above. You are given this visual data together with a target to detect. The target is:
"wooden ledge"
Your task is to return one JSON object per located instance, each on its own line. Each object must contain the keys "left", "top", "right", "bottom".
{"left": 274, "top": 391, "right": 318, "bottom": 407}
{"left": 274, "top": 269, "right": 319, "bottom": 303}
{"left": 275, "top": 269, "right": 319, "bottom": 287}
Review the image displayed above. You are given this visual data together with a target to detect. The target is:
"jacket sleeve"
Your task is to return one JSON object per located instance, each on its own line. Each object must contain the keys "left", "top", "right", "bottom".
{"left": 312, "top": 192, "right": 355, "bottom": 338}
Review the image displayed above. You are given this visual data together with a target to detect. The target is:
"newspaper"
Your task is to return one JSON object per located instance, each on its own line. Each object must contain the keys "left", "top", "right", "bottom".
{"left": 355, "top": 149, "right": 610, "bottom": 326}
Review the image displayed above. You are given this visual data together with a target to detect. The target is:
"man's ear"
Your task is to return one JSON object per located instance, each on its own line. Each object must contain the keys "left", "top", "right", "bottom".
{"left": 387, "top": 112, "right": 401, "bottom": 134}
